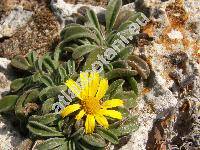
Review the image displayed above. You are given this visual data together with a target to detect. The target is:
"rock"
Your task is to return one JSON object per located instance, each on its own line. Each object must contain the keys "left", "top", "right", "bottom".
{"left": 0, "top": 6, "right": 33, "bottom": 38}
{"left": 0, "top": 58, "right": 23, "bottom": 150}
{"left": 51, "top": 0, "right": 105, "bottom": 27}
{"left": 0, "top": 58, "right": 11, "bottom": 99}
{"left": 62, "top": 0, "right": 108, "bottom": 6}
{"left": 0, "top": 6, "right": 60, "bottom": 58}
{"left": 0, "top": 116, "right": 23, "bottom": 150}
{"left": 0, "top": 0, "right": 199, "bottom": 150}
{"left": 118, "top": 98, "right": 157, "bottom": 150}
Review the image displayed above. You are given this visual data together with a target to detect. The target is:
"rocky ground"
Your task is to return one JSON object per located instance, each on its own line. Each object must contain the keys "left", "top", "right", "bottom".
{"left": 0, "top": 0, "right": 199, "bottom": 150}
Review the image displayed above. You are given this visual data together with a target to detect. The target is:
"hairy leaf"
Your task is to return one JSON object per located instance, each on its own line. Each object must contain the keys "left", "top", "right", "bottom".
{"left": 0, "top": 95, "right": 18, "bottom": 112}
{"left": 110, "top": 116, "right": 139, "bottom": 136}
{"left": 105, "top": 68, "right": 137, "bottom": 80}
{"left": 87, "top": 9, "right": 101, "bottom": 32}
{"left": 61, "top": 26, "right": 100, "bottom": 45}
{"left": 105, "top": 79, "right": 124, "bottom": 99}
{"left": 42, "top": 98, "right": 55, "bottom": 115}
{"left": 96, "top": 127, "right": 119, "bottom": 144}
{"left": 72, "top": 45, "right": 99, "bottom": 60}
{"left": 40, "top": 75, "right": 54, "bottom": 86}
{"left": 81, "top": 133, "right": 106, "bottom": 148}
{"left": 29, "top": 113, "right": 60, "bottom": 125}
{"left": 128, "top": 55, "right": 150, "bottom": 79}
{"left": 27, "top": 121, "right": 64, "bottom": 137}
{"left": 106, "top": 0, "right": 122, "bottom": 32}
{"left": 35, "top": 138, "right": 66, "bottom": 150}
{"left": 11, "top": 55, "right": 31, "bottom": 70}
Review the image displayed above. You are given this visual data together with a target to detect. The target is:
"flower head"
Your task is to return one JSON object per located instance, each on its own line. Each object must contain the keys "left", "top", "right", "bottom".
{"left": 61, "top": 72, "right": 123, "bottom": 134}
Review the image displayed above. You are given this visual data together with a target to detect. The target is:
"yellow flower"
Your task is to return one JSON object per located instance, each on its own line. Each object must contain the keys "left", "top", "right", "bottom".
{"left": 60, "top": 72, "right": 123, "bottom": 134}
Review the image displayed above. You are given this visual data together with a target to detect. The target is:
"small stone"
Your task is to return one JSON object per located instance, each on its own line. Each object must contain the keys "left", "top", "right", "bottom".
{"left": 167, "top": 29, "right": 183, "bottom": 40}
{"left": 0, "top": 6, "right": 33, "bottom": 38}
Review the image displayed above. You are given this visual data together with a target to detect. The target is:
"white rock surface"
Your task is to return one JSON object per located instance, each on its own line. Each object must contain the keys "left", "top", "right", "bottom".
{"left": 120, "top": 99, "right": 157, "bottom": 150}
{"left": 0, "top": 58, "right": 11, "bottom": 99}
{"left": 0, "top": 58, "right": 23, "bottom": 150}
{"left": 0, "top": 0, "right": 199, "bottom": 150}
{"left": 0, "top": 117, "right": 23, "bottom": 150}
{"left": 0, "top": 6, "right": 33, "bottom": 38}
{"left": 51, "top": 0, "right": 105, "bottom": 27}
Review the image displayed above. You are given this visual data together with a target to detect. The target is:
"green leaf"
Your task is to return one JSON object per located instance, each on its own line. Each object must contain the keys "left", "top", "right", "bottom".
{"left": 81, "top": 133, "right": 106, "bottom": 148}
{"left": 40, "top": 75, "right": 54, "bottom": 86}
{"left": 54, "top": 45, "right": 61, "bottom": 61}
{"left": 106, "top": 31, "right": 116, "bottom": 45}
{"left": 128, "top": 77, "right": 138, "bottom": 95}
{"left": 72, "top": 45, "right": 99, "bottom": 60}
{"left": 105, "top": 68, "right": 137, "bottom": 80}
{"left": 11, "top": 55, "right": 31, "bottom": 70}
{"left": 113, "top": 90, "right": 137, "bottom": 109}
{"left": 35, "top": 57, "right": 43, "bottom": 71}
{"left": 61, "top": 26, "right": 100, "bottom": 45}
{"left": 96, "top": 127, "right": 119, "bottom": 144}
{"left": 15, "top": 89, "right": 39, "bottom": 118}
{"left": 43, "top": 57, "right": 57, "bottom": 73}
{"left": 27, "top": 121, "right": 64, "bottom": 137}
{"left": 113, "top": 46, "right": 133, "bottom": 61}
{"left": 110, "top": 116, "right": 139, "bottom": 136}
{"left": 58, "top": 66, "right": 67, "bottom": 82}
{"left": 84, "top": 48, "right": 104, "bottom": 71}
{"left": 106, "top": 0, "right": 122, "bottom": 32}
{"left": 42, "top": 98, "right": 55, "bottom": 114}
{"left": 39, "top": 85, "right": 67, "bottom": 101}
{"left": 117, "top": 107, "right": 130, "bottom": 118}
{"left": 54, "top": 141, "right": 69, "bottom": 150}
{"left": 10, "top": 78, "right": 26, "bottom": 92}
{"left": 111, "top": 60, "right": 128, "bottom": 69}
{"left": 60, "top": 24, "right": 83, "bottom": 39}
{"left": 32, "top": 72, "right": 41, "bottom": 82}
{"left": 105, "top": 79, "right": 124, "bottom": 99}
{"left": 67, "top": 60, "right": 76, "bottom": 75}
{"left": 87, "top": 9, "right": 101, "bottom": 32}
{"left": 114, "top": 10, "right": 135, "bottom": 29}
{"left": 67, "top": 140, "right": 76, "bottom": 150}
{"left": 27, "top": 51, "right": 37, "bottom": 67}
{"left": 0, "top": 95, "right": 18, "bottom": 112}
{"left": 118, "top": 12, "right": 144, "bottom": 32}
{"left": 128, "top": 55, "right": 150, "bottom": 79}
{"left": 29, "top": 113, "right": 60, "bottom": 125}
{"left": 71, "top": 127, "right": 84, "bottom": 141}
{"left": 35, "top": 138, "right": 66, "bottom": 150}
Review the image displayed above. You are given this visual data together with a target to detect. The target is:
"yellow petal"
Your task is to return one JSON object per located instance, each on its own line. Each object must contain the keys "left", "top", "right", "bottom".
{"left": 66, "top": 79, "right": 81, "bottom": 99}
{"left": 95, "top": 115, "right": 109, "bottom": 128}
{"left": 102, "top": 99, "right": 124, "bottom": 109}
{"left": 75, "top": 109, "right": 85, "bottom": 120}
{"left": 60, "top": 104, "right": 81, "bottom": 118}
{"left": 80, "top": 72, "right": 89, "bottom": 99}
{"left": 88, "top": 72, "right": 99, "bottom": 97}
{"left": 101, "top": 109, "right": 122, "bottom": 120}
{"left": 85, "top": 114, "right": 95, "bottom": 134}
{"left": 95, "top": 79, "right": 108, "bottom": 100}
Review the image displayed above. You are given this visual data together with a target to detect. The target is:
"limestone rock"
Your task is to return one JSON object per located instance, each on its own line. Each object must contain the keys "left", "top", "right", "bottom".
{"left": 0, "top": 6, "right": 33, "bottom": 38}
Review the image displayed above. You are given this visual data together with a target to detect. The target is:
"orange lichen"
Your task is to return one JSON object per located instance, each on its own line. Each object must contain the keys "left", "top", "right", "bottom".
{"left": 192, "top": 42, "right": 200, "bottom": 59}
{"left": 141, "top": 87, "right": 151, "bottom": 95}
{"left": 165, "top": 1, "right": 189, "bottom": 28}
{"left": 142, "top": 21, "right": 156, "bottom": 37}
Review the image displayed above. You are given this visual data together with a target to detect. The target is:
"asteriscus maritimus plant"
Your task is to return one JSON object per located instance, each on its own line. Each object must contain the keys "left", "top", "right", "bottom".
{"left": 61, "top": 72, "right": 124, "bottom": 134}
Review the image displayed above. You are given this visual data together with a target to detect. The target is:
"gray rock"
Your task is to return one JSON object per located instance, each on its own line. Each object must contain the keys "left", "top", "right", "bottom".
{"left": 0, "top": 116, "right": 23, "bottom": 150}
{"left": 0, "top": 6, "right": 33, "bottom": 38}
{"left": 0, "top": 58, "right": 23, "bottom": 150}
{"left": 50, "top": 0, "right": 105, "bottom": 27}
{"left": 0, "top": 58, "right": 11, "bottom": 99}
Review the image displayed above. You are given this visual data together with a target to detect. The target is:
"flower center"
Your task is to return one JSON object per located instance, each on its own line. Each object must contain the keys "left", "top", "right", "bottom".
{"left": 81, "top": 97, "right": 101, "bottom": 115}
